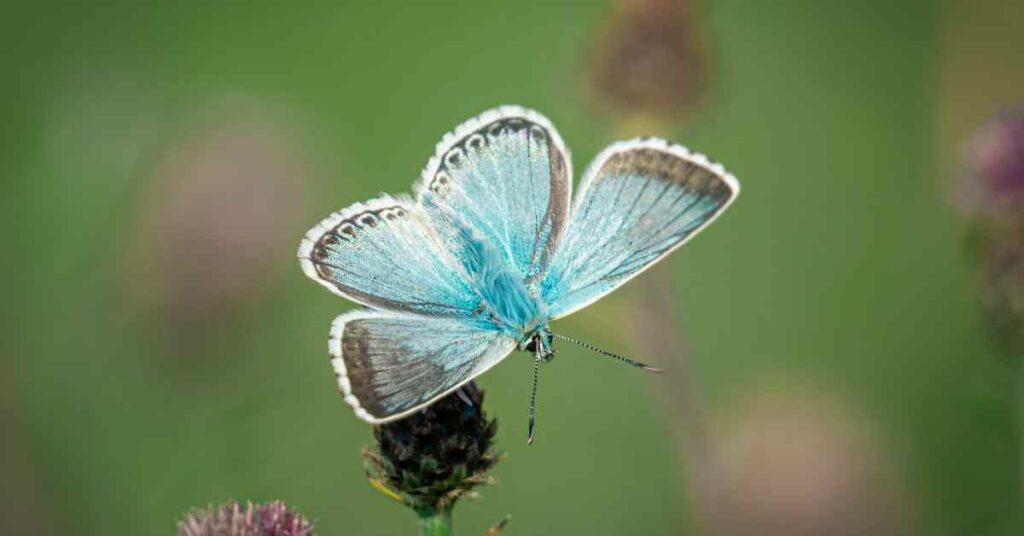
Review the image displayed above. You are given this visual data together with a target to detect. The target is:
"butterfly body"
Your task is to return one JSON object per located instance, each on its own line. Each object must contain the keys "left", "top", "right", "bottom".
{"left": 299, "top": 106, "right": 739, "bottom": 434}
{"left": 456, "top": 223, "right": 549, "bottom": 339}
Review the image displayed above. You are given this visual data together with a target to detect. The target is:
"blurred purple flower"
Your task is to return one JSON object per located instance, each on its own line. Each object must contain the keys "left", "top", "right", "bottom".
{"left": 126, "top": 103, "right": 307, "bottom": 327}
{"left": 178, "top": 500, "right": 313, "bottom": 536}
{"left": 705, "top": 385, "right": 905, "bottom": 536}
{"left": 960, "top": 109, "right": 1024, "bottom": 214}
{"left": 958, "top": 109, "right": 1024, "bottom": 354}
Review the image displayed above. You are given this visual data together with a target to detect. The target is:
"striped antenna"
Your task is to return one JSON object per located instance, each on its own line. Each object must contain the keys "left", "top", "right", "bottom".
{"left": 551, "top": 333, "right": 664, "bottom": 373}
{"left": 527, "top": 344, "right": 542, "bottom": 445}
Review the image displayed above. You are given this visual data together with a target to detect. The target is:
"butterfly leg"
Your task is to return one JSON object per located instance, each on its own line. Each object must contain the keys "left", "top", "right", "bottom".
{"left": 456, "top": 387, "right": 475, "bottom": 408}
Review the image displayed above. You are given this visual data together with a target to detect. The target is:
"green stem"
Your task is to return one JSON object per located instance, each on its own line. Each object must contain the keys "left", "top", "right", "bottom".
{"left": 417, "top": 508, "right": 452, "bottom": 536}
{"left": 1017, "top": 358, "right": 1024, "bottom": 511}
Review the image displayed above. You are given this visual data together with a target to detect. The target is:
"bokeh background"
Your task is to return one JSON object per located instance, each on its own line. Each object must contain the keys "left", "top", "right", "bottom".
{"left": 4, "top": 0, "right": 1024, "bottom": 534}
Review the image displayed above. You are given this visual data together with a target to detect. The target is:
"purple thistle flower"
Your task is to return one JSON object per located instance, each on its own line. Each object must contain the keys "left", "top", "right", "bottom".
{"left": 178, "top": 500, "right": 313, "bottom": 536}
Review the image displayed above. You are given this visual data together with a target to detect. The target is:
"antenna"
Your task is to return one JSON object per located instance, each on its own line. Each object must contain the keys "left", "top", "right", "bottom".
{"left": 551, "top": 333, "right": 664, "bottom": 373}
{"left": 527, "top": 344, "right": 542, "bottom": 445}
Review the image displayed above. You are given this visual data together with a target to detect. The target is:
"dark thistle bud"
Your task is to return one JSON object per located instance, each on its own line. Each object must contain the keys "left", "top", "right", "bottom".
{"left": 364, "top": 382, "right": 500, "bottom": 523}
{"left": 592, "top": 0, "right": 708, "bottom": 122}
{"left": 177, "top": 500, "right": 313, "bottom": 536}
{"left": 586, "top": 4, "right": 718, "bottom": 531}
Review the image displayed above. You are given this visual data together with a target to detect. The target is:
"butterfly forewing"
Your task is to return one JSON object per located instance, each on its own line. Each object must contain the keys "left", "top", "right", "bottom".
{"left": 541, "top": 139, "right": 739, "bottom": 319}
{"left": 330, "top": 310, "right": 517, "bottom": 423}
{"left": 298, "top": 195, "right": 481, "bottom": 317}
{"left": 415, "top": 106, "right": 571, "bottom": 285}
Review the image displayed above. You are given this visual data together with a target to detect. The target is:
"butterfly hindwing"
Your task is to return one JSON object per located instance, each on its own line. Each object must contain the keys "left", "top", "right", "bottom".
{"left": 330, "top": 310, "right": 517, "bottom": 423}
{"left": 542, "top": 139, "right": 740, "bottom": 319}
{"left": 415, "top": 106, "right": 571, "bottom": 285}
{"left": 298, "top": 195, "right": 481, "bottom": 317}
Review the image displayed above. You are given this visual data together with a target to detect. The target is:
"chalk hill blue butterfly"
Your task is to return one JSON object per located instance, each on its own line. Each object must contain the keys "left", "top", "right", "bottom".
{"left": 298, "top": 106, "right": 739, "bottom": 442}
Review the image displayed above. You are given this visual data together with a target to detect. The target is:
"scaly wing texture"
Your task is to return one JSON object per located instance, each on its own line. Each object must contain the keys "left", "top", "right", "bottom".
{"left": 330, "top": 310, "right": 517, "bottom": 423}
{"left": 415, "top": 106, "right": 571, "bottom": 286}
{"left": 542, "top": 139, "right": 740, "bottom": 319}
{"left": 298, "top": 195, "right": 481, "bottom": 317}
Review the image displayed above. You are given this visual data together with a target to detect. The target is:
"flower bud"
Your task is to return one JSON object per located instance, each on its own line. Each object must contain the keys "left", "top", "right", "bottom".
{"left": 364, "top": 382, "right": 500, "bottom": 515}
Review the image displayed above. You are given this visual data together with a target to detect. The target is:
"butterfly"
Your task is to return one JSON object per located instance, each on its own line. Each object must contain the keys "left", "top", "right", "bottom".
{"left": 298, "top": 106, "right": 739, "bottom": 443}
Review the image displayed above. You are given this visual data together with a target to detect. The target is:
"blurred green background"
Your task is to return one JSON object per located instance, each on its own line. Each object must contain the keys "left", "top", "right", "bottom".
{"left": 4, "top": 0, "right": 1024, "bottom": 534}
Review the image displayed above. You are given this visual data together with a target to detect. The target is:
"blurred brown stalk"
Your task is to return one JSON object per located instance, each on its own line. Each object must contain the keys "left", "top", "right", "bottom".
{"left": 588, "top": 0, "right": 715, "bottom": 532}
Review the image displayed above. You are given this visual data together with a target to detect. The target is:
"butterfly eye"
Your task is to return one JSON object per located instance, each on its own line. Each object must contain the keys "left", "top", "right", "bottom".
{"left": 466, "top": 133, "right": 486, "bottom": 151}
{"left": 444, "top": 147, "right": 465, "bottom": 168}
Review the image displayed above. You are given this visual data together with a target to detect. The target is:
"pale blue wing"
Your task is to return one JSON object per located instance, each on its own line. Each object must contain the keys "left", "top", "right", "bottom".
{"left": 298, "top": 195, "right": 482, "bottom": 317}
{"left": 329, "top": 309, "right": 517, "bottom": 423}
{"left": 541, "top": 139, "right": 740, "bottom": 319}
{"left": 415, "top": 106, "right": 572, "bottom": 286}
